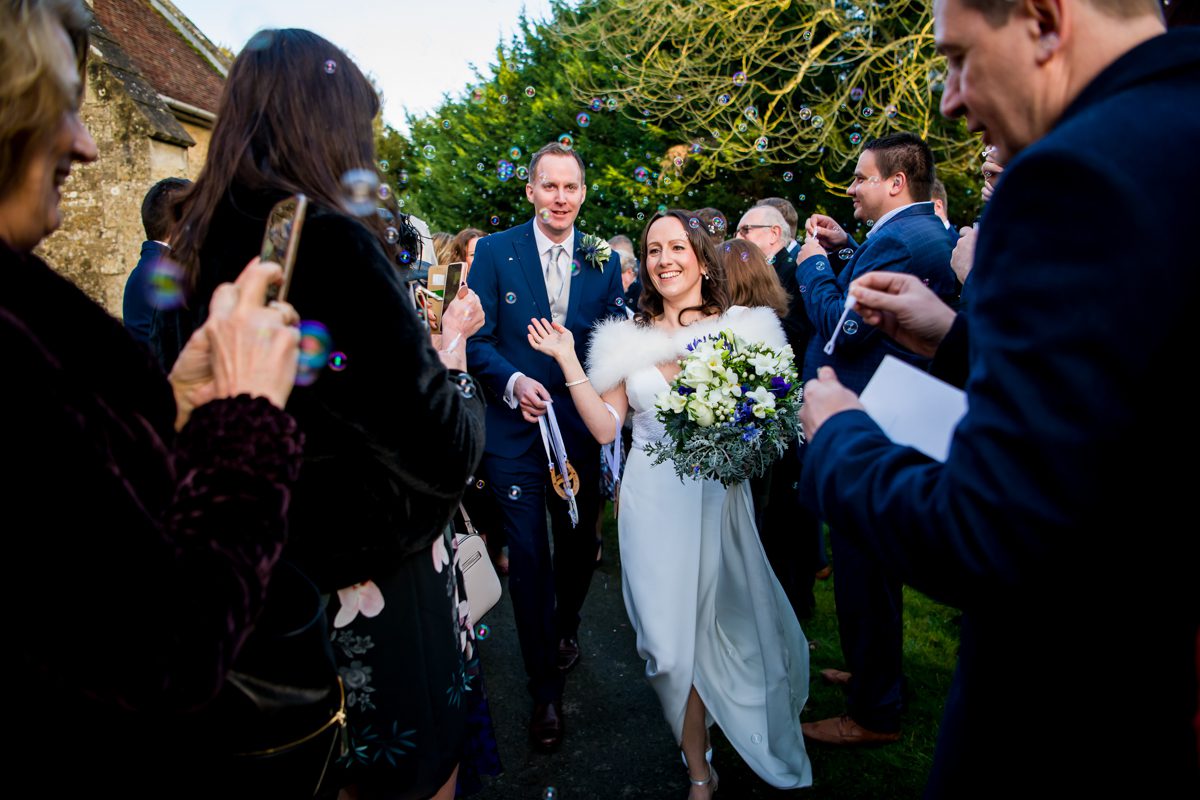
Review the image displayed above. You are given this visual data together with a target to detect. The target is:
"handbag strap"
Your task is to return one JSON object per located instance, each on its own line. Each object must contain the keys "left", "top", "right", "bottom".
{"left": 458, "top": 502, "right": 478, "bottom": 537}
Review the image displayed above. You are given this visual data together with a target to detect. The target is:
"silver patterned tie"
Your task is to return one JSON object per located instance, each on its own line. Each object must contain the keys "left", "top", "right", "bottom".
{"left": 546, "top": 244, "right": 566, "bottom": 323}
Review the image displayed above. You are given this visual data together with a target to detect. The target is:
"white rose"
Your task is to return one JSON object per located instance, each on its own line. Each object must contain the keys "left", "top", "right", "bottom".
{"left": 681, "top": 359, "right": 714, "bottom": 388}
{"left": 687, "top": 398, "right": 716, "bottom": 427}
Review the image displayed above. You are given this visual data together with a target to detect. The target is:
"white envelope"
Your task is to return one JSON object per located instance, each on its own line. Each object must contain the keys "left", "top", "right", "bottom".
{"left": 858, "top": 355, "right": 968, "bottom": 463}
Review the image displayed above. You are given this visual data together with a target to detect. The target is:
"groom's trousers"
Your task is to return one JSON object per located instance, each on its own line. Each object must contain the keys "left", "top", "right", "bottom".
{"left": 481, "top": 437, "right": 602, "bottom": 704}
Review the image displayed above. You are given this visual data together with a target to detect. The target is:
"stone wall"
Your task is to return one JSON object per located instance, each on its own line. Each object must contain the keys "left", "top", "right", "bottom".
{"left": 36, "top": 65, "right": 209, "bottom": 318}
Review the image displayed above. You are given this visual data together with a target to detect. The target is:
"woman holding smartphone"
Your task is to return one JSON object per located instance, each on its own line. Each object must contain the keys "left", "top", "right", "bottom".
{"left": 169, "top": 29, "right": 489, "bottom": 800}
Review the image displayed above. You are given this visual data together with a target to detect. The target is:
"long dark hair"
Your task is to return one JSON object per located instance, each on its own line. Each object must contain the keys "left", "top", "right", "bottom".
{"left": 634, "top": 209, "right": 730, "bottom": 326}
{"left": 172, "top": 29, "right": 395, "bottom": 283}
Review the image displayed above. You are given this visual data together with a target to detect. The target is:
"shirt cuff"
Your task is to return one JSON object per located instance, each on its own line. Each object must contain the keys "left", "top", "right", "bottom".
{"left": 504, "top": 371, "right": 524, "bottom": 409}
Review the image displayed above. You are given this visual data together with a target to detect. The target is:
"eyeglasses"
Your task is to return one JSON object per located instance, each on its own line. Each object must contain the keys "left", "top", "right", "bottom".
{"left": 736, "top": 224, "right": 775, "bottom": 236}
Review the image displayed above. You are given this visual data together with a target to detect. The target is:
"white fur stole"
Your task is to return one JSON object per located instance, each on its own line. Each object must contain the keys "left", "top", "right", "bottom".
{"left": 585, "top": 305, "right": 787, "bottom": 394}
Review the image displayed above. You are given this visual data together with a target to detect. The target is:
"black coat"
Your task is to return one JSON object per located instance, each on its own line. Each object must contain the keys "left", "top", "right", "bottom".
{"left": 1, "top": 240, "right": 302, "bottom": 793}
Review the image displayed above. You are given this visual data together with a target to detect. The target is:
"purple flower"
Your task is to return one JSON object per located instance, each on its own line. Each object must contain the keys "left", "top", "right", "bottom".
{"left": 741, "top": 424, "right": 761, "bottom": 442}
{"left": 677, "top": 386, "right": 695, "bottom": 395}
{"left": 770, "top": 376, "right": 792, "bottom": 396}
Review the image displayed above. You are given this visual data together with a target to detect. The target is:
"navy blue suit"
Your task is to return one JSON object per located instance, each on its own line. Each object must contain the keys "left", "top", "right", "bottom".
{"left": 803, "top": 30, "right": 1199, "bottom": 797}
{"left": 122, "top": 240, "right": 167, "bottom": 350}
{"left": 797, "top": 204, "right": 957, "bottom": 391}
{"left": 467, "top": 219, "right": 624, "bottom": 703}
{"left": 797, "top": 203, "right": 956, "bottom": 733}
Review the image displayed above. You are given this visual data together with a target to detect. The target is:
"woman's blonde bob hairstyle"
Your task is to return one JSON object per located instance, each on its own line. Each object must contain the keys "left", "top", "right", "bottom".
{"left": 0, "top": 0, "right": 91, "bottom": 199}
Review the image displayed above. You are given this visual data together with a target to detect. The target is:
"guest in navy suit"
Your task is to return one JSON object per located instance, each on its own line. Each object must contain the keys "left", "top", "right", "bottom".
{"left": 795, "top": 133, "right": 956, "bottom": 747}
{"left": 122, "top": 177, "right": 189, "bottom": 351}
{"left": 801, "top": 0, "right": 1198, "bottom": 796}
{"left": 466, "top": 142, "right": 624, "bottom": 751}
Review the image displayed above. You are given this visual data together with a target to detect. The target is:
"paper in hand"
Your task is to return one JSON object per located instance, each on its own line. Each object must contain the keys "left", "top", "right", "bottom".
{"left": 858, "top": 356, "right": 968, "bottom": 463}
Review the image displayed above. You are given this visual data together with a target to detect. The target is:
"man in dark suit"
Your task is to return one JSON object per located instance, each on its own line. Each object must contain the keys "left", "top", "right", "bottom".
{"left": 800, "top": 0, "right": 1198, "bottom": 796}
{"left": 795, "top": 132, "right": 956, "bottom": 746}
{"left": 467, "top": 142, "right": 624, "bottom": 751}
{"left": 122, "top": 177, "right": 190, "bottom": 349}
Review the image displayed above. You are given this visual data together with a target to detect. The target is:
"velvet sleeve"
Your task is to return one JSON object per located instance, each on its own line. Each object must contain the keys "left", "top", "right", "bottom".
{"left": 3, "top": 306, "right": 302, "bottom": 712}
{"left": 280, "top": 214, "right": 486, "bottom": 589}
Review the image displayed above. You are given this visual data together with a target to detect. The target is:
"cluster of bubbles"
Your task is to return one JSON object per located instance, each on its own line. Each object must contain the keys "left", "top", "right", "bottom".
{"left": 576, "top": 112, "right": 591, "bottom": 127}
{"left": 497, "top": 159, "right": 516, "bottom": 182}
{"left": 296, "top": 321, "right": 333, "bottom": 386}
{"left": 341, "top": 169, "right": 381, "bottom": 217}
{"left": 146, "top": 258, "right": 185, "bottom": 310}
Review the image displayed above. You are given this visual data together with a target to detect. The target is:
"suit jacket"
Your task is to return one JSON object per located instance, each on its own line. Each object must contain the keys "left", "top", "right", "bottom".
{"left": 770, "top": 245, "right": 815, "bottom": 371}
{"left": 802, "top": 29, "right": 1200, "bottom": 798}
{"left": 122, "top": 240, "right": 167, "bottom": 349}
{"left": 796, "top": 204, "right": 956, "bottom": 391}
{"left": 467, "top": 219, "right": 625, "bottom": 458}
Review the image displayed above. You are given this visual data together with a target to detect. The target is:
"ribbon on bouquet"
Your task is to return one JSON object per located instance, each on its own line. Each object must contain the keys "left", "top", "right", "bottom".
{"left": 538, "top": 402, "right": 580, "bottom": 526}
{"left": 602, "top": 403, "right": 623, "bottom": 512}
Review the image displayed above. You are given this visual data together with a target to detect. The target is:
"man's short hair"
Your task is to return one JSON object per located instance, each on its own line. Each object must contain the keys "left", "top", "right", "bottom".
{"left": 755, "top": 197, "right": 798, "bottom": 236}
{"left": 962, "top": 0, "right": 1161, "bottom": 25}
{"left": 931, "top": 178, "right": 948, "bottom": 207}
{"left": 528, "top": 142, "right": 586, "bottom": 185}
{"left": 694, "top": 207, "right": 728, "bottom": 240}
{"left": 864, "top": 132, "right": 936, "bottom": 203}
{"left": 610, "top": 234, "right": 637, "bottom": 270}
{"left": 141, "top": 177, "right": 191, "bottom": 241}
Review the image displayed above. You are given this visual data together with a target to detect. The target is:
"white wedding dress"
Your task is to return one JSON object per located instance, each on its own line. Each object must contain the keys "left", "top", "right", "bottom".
{"left": 587, "top": 306, "right": 812, "bottom": 789}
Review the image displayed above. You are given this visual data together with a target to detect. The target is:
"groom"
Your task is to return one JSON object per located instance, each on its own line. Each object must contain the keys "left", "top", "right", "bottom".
{"left": 467, "top": 142, "right": 624, "bottom": 751}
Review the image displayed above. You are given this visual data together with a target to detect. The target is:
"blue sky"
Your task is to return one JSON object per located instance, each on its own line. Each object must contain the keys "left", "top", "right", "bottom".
{"left": 172, "top": 0, "right": 557, "bottom": 130}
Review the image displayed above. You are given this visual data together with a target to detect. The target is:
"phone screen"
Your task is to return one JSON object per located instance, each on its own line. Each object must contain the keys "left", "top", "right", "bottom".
{"left": 261, "top": 194, "right": 308, "bottom": 303}
{"left": 440, "top": 261, "right": 465, "bottom": 319}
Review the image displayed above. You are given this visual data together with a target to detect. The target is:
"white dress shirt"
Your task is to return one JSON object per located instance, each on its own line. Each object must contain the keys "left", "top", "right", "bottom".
{"left": 503, "top": 224, "right": 576, "bottom": 408}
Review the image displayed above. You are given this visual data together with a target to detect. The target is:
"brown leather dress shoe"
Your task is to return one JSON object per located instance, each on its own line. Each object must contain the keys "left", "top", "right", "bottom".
{"left": 530, "top": 701, "right": 564, "bottom": 752}
{"left": 801, "top": 714, "right": 900, "bottom": 746}
{"left": 819, "top": 668, "right": 853, "bottom": 686}
{"left": 557, "top": 637, "right": 580, "bottom": 672}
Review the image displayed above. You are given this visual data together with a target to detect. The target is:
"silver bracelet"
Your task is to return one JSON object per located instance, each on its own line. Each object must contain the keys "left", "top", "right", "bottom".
{"left": 564, "top": 377, "right": 589, "bottom": 388}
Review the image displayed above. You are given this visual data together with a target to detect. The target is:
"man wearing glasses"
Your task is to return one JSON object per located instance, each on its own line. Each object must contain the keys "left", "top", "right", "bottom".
{"left": 794, "top": 132, "right": 957, "bottom": 747}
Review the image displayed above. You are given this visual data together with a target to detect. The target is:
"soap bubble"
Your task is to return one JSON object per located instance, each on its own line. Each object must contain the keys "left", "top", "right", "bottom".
{"left": 422, "top": 144, "right": 436, "bottom": 159}
{"left": 323, "top": 60, "right": 337, "bottom": 75}
{"left": 508, "top": 485, "right": 522, "bottom": 500}
{"left": 296, "top": 321, "right": 333, "bottom": 386}
{"left": 524, "top": 86, "right": 536, "bottom": 97}
{"left": 732, "top": 70, "right": 746, "bottom": 86}
{"left": 843, "top": 320, "right": 859, "bottom": 335}
{"left": 341, "top": 169, "right": 381, "bottom": 217}
{"left": 328, "top": 351, "right": 348, "bottom": 371}
{"left": 557, "top": 133, "right": 574, "bottom": 149}
{"left": 146, "top": 258, "right": 185, "bottom": 310}
{"left": 782, "top": 171, "right": 793, "bottom": 182}
{"left": 505, "top": 291, "right": 517, "bottom": 304}
{"left": 838, "top": 248, "right": 853, "bottom": 260}
{"left": 849, "top": 132, "right": 863, "bottom": 145}
{"left": 754, "top": 136, "right": 768, "bottom": 151}
{"left": 476, "top": 623, "right": 491, "bottom": 640}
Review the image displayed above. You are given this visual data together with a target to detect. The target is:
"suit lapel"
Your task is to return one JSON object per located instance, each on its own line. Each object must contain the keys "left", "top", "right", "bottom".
{"left": 511, "top": 220, "right": 550, "bottom": 319}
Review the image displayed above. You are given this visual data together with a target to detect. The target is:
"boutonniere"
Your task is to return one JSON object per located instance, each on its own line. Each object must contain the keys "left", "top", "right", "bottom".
{"left": 579, "top": 233, "right": 612, "bottom": 271}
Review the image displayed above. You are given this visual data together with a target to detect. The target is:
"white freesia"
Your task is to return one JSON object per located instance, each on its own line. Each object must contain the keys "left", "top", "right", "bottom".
{"left": 664, "top": 391, "right": 688, "bottom": 413}
{"left": 749, "top": 351, "right": 778, "bottom": 376}
{"left": 746, "top": 386, "right": 777, "bottom": 418}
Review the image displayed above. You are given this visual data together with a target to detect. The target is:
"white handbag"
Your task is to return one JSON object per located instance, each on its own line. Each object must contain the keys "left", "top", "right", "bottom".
{"left": 454, "top": 505, "right": 501, "bottom": 627}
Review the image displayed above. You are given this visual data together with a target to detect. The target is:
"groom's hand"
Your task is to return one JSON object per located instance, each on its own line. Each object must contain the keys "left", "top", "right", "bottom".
{"left": 514, "top": 375, "right": 552, "bottom": 423}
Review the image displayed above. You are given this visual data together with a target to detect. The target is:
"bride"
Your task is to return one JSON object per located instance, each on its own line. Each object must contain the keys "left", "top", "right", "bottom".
{"left": 526, "top": 210, "right": 812, "bottom": 797}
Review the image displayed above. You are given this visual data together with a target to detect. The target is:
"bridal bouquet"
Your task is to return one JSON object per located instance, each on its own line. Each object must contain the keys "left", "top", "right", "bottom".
{"left": 645, "top": 329, "right": 803, "bottom": 486}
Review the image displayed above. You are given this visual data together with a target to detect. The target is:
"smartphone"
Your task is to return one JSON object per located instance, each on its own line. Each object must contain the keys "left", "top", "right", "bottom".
{"left": 260, "top": 194, "right": 308, "bottom": 303}
{"left": 439, "top": 261, "right": 466, "bottom": 322}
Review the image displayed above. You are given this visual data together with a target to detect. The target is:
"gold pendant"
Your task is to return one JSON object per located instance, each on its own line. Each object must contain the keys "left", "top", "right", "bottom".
{"left": 551, "top": 461, "right": 580, "bottom": 500}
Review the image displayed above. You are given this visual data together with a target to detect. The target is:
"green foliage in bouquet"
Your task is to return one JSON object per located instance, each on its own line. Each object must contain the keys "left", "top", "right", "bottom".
{"left": 645, "top": 329, "right": 803, "bottom": 487}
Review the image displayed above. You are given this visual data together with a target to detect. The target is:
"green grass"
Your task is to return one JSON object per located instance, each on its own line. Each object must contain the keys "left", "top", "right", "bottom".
{"left": 799, "top": 562, "right": 960, "bottom": 799}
